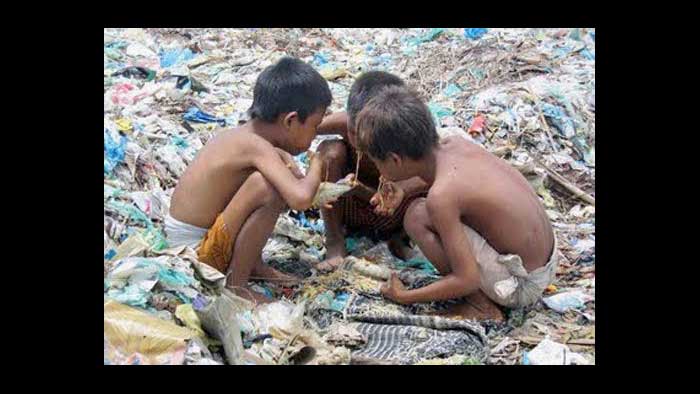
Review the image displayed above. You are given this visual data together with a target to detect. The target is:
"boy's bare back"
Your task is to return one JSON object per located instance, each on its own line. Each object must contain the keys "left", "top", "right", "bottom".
{"left": 170, "top": 127, "right": 257, "bottom": 228}
{"left": 170, "top": 124, "right": 312, "bottom": 229}
{"left": 428, "top": 136, "right": 554, "bottom": 271}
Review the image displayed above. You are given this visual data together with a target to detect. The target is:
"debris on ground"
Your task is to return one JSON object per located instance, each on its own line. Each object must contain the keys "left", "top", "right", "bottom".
{"left": 104, "top": 28, "right": 594, "bottom": 365}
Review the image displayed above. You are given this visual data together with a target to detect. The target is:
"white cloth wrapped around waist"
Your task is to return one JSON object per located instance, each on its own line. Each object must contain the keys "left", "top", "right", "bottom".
{"left": 462, "top": 224, "right": 559, "bottom": 308}
{"left": 164, "top": 214, "right": 208, "bottom": 249}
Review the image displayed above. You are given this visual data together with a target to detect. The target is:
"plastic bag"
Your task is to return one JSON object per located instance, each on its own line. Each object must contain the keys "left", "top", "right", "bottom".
{"left": 194, "top": 289, "right": 247, "bottom": 365}
{"left": 183, "top": 107, "right": 226, "bottom": 126}
{"left": 464, "top": 28, "right": 488, "bottom": 40}
{"left": 104, "top": 300, "right": 192, "bottom": 365}
{"left": 160, "top": 48, "right": 195, "bottom": 68}
{"left": 175, "top": 304, "right": 207, "bottom": 339}
{"left": 252, "top": 300, "right": 306, "bottom": 336}
{"left": 104, "top": 129, "right": 126, "bottom": 174}
{"left": 522, "top": 338, "right": 590, "bottom": 365}
{"left": 543, "top": 290, "right": 593, "bottom": 313}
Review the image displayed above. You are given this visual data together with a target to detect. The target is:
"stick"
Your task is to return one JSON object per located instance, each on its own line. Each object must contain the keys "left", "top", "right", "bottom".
{"left": 354, "top": 151, "right": 362, "bottom": 186}
{"left": 516, "top": 335, "right": 595, "bottom": 347}
{"left": 566, "top": 339, "right": 595, "bottom": 346}
{"left": 533, "top": 157, "right": 595, "bottom": 206}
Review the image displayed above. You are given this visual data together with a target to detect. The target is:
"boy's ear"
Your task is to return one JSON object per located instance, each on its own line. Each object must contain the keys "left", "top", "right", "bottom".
{"left": 283, "top": 112, "right": 298, "bottom": 129}
{"left": 389, "top": 152, "right": 402, "bottom": 167}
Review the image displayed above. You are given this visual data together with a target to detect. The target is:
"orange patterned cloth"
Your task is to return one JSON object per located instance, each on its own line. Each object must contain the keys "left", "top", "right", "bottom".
{"left": 197, "top": 214, "right": 234, "bottom": 273}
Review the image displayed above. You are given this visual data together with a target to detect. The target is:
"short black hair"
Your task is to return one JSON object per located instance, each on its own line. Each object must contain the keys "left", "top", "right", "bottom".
{"left": 248, "top": 57, "right": 332, "bottom": 123}
{"left": 346, "top": 71, "right": 405, "bottom": 131}
{"left": 356, "top": 85, "right": 438, "bottom": 161}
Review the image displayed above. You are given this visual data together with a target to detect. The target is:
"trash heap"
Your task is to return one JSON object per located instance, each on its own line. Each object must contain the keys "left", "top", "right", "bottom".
{"left": 104, "top": 28, "right": 595, "bottom": 365}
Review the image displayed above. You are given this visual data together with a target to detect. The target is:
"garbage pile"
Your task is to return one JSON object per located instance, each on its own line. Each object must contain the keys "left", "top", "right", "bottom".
{"left": 104, "top": 28, "right": 595, "bottom": 365}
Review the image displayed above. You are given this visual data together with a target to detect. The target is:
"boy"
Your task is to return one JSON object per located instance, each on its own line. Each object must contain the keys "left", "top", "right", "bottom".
{"left": 354, "top": 86, "right": 558, "bottom": 313}
{"left": 165, "top": 57, "right": 332, "bottom": 303}
{"left": 314, "top": 71, "right": 429, "bottom": 271}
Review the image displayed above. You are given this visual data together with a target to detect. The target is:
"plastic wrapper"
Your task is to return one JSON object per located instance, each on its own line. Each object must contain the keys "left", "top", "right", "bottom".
{"left": 104, "top": 300, "right": 192, "bottom": 365}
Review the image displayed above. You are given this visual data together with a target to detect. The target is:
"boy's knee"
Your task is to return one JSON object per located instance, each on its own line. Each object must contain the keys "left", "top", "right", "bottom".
{"left": 403, "top": 198, "right": 429, "bottom": 237}
{"left": 318, "top": 140, "right": 348, "bottom": 167}
{"left": 248, "top": 172, "right": 285, "bottom": 209}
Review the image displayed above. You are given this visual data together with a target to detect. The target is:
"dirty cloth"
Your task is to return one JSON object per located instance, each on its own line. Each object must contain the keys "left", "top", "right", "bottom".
{"left": 339, "top": 190, "right": 426, "bottom": 240}
{"left": 197, "top": 214, "right": 235, "bottom": 273}
{"left": 463, "top": 224, "right": 559, "bottom": 308}
{"left": 164, "top": 214, "right": 208, "bottom": 249}
{"left": 351, "top": 321, "right": 487, "bottom": 364}
{"left": 339, "top": 142, "right": 427, "bottom": 239}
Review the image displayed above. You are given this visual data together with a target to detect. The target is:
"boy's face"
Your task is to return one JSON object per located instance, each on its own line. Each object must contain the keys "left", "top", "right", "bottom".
{"left": 368, "top": 152, "right": 409, "bottom": 182}
{"left": 286, "top": 108, "right": 325, "bottom": 155}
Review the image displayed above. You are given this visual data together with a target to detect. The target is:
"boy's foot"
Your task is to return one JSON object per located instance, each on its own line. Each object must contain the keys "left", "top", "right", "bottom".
{"left": 431, "top": 290, "right": 505, "bottom": 322}
{"left": 251, "top": 262, "right": 301, "bottom": 286}
{"left": 316, "top": 255, "right": 345, "bottom": 273}
{"left": 316, "top": 237, "right": 347, "bottom": 273}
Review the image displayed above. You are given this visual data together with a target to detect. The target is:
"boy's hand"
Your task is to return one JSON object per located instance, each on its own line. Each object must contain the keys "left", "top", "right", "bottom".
{"left": 380, "top": 273, "right": 408, "bottom": 304}
{"left": 371, "top": 180, "right": 405, "bottom": 216}
{"left": 276, "top": 148, "right": 304, "bottom": 179}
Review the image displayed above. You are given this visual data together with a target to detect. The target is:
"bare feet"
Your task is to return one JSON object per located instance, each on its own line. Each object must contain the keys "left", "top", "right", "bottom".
{"left": 316, "top": 255, "right": 345, "bottom": 273}
{"left": 430, "top": 290, "right": 505, "bottom": 322}
{"left": 316, "top": 236, "right": 348, "bottom": 272}
{"left": 316, "top": 237, "right": 347, "bottom": 272}
{"left": 251, "top": 261, "right": 301, "bottom": 286}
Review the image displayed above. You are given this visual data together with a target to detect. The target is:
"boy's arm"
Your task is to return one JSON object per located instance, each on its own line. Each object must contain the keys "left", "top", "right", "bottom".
{"left": 383, "top": 193, "right": 481, "bottom": 304}
{"left": 394, "top": 176, "right": 429, "bottom": 196}
{"left": 316, "top": 111, "right": 348, "bottom": 138}
{"left": 249, "top": 139, "right": 324, "bottom": 211}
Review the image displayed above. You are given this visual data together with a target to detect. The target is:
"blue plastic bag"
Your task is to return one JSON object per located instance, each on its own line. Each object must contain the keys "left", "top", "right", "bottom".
{"left": 580, "top": 48, "right": 595, "bottom": 60}
{"left": 313, "top": 53, "right": 329, "bottom": 66}
{"left": 428, "top": 102, "right": 454, "bottom": 123}
{"left": 171, "top": 135, "right": 189, "bottom": 148}
{"left": 298, "top": 212, "right": 325, "bottom": 233}
{"left": 331, "top": 292, "right": 349, "bottom": 312}
{"left": 464, "top": 28, "right": 488, "bottom": 40}
{"left": 540, "top": 103, "right": 576, "bottom": 138}
{"left": 104, "top": 129, "right": 127, "bottom": 175}
{"left": 443, "top": 83, "right": 462, "bottom": 98}
{"left": 407, "top": 28, "right": 445, "bottom": 46}
{"left": 183, "top": 107, "right": 226, "bottom": 126}
{"left": 345, "top": 237, "right": 359, "bottom": 253}
{"left": 160, "top": 48, "right": 195, "bottom": 68}
{"left": 394, "top": 257, "right": 440, "bottom": 275}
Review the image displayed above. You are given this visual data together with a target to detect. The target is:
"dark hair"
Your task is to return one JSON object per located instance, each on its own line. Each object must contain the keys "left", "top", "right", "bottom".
{"left": 346, "top": 71, "right": 405, "bottom": 131}
{"left": 248, "top": 57, "right": 332, "bottom": 123}
{"left": 355, "top": 85, "right": 438, "bottom": 161}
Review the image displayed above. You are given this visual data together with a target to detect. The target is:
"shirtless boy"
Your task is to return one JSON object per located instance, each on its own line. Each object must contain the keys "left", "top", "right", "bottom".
{"left": 314, "top": 71, "right": 429, "bottom": 271}
{"left": 165, "top": 57, "right": 333, "bottom": 303}
{"left": 354, "top": 86, "right": 559, "bottom": 311}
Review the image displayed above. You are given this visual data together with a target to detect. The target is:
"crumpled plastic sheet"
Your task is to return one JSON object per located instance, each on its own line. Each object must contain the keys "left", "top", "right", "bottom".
{"left": 104, "top": 300, "right": 192, "bottom": 365}
{"left": 105, "top": 256, "right": 203, "bottom": 308}
{"left": 542, "top": 290, "right": 594, "bottom": 313}
{"left": 522, "top": 338, "right": 591, "bottom": 365}
{"left": 160, "top": 48, "right": 195, "bottom": 68}
{"left": 183, "top": 107, "right": 227, "bottom": 126}
{"left": 464, "top": 28, "right": 488, "bottom": 40}
{"left": 104, "top": 129, "right": 126, "bottom": 174}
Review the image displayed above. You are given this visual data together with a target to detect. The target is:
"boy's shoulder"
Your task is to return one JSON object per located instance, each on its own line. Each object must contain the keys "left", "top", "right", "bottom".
{"left": 211, "top": 125, "right": 269, "bottom": 149}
